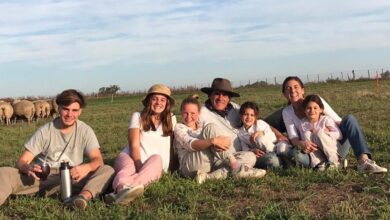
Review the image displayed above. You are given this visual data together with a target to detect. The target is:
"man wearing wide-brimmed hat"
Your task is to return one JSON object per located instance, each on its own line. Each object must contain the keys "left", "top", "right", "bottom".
{"left": 197, "top": 78, "right": 266, "bottom": 180}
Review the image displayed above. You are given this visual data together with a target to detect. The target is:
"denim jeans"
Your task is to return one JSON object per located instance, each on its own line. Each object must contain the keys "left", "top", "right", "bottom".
{"left": 338, "top": 114, "right": 371, "bottom": 159}
{"left": 255, "top": 152, "right": 282, "bottom": 169}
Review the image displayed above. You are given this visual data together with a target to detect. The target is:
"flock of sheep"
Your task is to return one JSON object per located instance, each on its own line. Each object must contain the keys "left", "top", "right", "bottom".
{"left": 0, "top": 99, "right": 58, "bottom": 125}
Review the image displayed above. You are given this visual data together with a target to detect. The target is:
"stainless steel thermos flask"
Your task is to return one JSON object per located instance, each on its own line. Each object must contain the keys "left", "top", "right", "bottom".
{"left": 60, "top": 161, "right": 72, "bottom": 201}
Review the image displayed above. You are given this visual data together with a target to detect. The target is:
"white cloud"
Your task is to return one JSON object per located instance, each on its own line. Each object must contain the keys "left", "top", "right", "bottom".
{"left": 1, "top": 0, "right": 390, "bottom": 68}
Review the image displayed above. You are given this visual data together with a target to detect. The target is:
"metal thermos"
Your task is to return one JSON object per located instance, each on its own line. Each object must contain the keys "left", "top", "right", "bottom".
{"left": 60, "top": 161, "right": 72, "bottom": 201}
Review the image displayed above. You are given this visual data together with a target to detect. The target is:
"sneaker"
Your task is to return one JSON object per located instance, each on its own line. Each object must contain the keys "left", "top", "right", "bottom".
{"left": 315, "top": 162, "right": 326, "bottom": 171}
{"left": 195, "top": 168, "right": 229, "bottom": 184}
{"left": 235, "top": 165, "right": 266, "bottom": 178}
{"left": 64, "top": 195, "right": 88, "bottom": 210}
{"left": 357, "top": 159, "right": 388, "bottom": 173}
{"left": 195, "top": 171, "right": 208, "bottom": 184}
{"left": 104, "top": 185, "right": 144, "bottom": 205}
{"left": 341, "top": 158, "right": 348, "bottom": 169}
{"left": 327, "top": 162, "right": 340, "bottom": 171}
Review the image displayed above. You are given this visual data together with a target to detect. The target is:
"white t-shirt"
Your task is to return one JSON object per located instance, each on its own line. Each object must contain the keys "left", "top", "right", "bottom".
{"left": 238, "top": 119, "right": 277, "bottom": 151}
{"left": 122, "top": 112, "right": 176, "bottom": 172}
{"left": 283, "top": 95, "right": 342, "bottom": 140}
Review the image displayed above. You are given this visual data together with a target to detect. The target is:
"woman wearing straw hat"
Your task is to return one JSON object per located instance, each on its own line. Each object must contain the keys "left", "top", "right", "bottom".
{"left": 105, "top": 84, "right": 176, "bottom": 205}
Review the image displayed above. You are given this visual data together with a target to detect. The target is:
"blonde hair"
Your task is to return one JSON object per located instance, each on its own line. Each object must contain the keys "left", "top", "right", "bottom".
{"left": 180, "top": 94, "right": 201, "bottom": 112}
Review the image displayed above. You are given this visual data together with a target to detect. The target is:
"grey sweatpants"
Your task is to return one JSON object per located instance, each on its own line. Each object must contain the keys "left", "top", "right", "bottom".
{"left": 179, "top": 123, "right": 256, "bottom": 178}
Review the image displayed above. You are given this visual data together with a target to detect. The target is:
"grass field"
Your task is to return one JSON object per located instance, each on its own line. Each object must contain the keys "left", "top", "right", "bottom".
{"left": 0, "top": 80, "right": 389, "bottom": 219}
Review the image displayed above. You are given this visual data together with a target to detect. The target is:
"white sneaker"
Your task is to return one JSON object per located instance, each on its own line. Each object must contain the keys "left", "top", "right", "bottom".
{"left": 357, "top": 159, "right": 388, "bottom": 173}
{"left": 104, "top": 185, "right": 144, "bottom": 205}
{"left": 195, "top": 171, "right": 208, "bottom": 184}
{"left": 315, "top": 162, "right": 326, "bottom": 171}
{"left": 327, "top": 162, "right": 340, "bottom": 171}
{"left": 195, "top": 168, "right": 229, "bottom": 184}
{"left": 235, "top": 165, "right": 266, "bottom": 178}
{"left": 341, "top": 159, "right": 348, "bottom": 169}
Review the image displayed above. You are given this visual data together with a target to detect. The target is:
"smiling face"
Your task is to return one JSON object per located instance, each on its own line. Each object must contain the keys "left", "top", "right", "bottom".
{"left": 304, "top": 101, "right": 323, "bottom": 122}
{"left": 150, "top": 94, "right": 168, "bottom": 114}
{"left": 58, "top": 102, "right": 82, "bottom": 128}
{"left": 181, "top": 103, "right": 200, "bottom": 129}
{"left": 283, "top": 79, "right": 305, "bottom": 104}
{"left": 210, "top": 91, "right": 230, "bottom": 111}
{"left": 241, "top": 107, "right": 257, "bottom": 129}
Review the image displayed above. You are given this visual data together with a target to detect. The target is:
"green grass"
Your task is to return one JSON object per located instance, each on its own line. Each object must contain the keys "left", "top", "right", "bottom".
{"left": 0, "top": 80, "right": 389, "bottom": 219}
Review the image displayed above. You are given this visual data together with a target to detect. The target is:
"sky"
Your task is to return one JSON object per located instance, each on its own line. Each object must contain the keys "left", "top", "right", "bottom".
{"left": 1, "top": 0, "right": 390, "bottom": 98}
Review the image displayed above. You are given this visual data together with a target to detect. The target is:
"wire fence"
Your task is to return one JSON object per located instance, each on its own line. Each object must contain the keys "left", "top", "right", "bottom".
{"left": 168, "top": 68, "right": 389, "bottom": 92}
{"left": 88, "top": 67, "right": 390, "bottom": 98}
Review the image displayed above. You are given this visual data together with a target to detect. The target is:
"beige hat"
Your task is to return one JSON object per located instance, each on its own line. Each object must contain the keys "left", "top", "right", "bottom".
{"left": 142, "top": 84, "right": 175, "bottom": 106}
{"left": 201, "top": 78, "right": 240, "bottom": 97}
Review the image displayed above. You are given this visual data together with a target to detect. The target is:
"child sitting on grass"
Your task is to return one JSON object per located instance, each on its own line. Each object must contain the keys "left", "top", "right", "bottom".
{"left": 299, "top": 94, "right": 342, "bottom": 170}
{"left": 238, "top": 101, "right": 292, "bottom": 158}
{"left": 174, "top": 95, "right": 266, "bottom": 184}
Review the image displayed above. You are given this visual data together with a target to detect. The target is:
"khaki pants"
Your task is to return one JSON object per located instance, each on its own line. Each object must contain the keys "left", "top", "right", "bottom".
{"left": 179, "top": 123, "right": 256, "bottom": 178}
{"left": 0, "top": 165, "right": 114, "bottom": 206}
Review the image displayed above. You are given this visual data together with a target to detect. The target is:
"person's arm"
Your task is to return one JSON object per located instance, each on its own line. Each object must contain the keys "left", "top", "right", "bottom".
{"left": 323, "top": 117, "right": 342, "bottom": 140}
{"left": 174, "top": 123, "right": 230, "bottom": 152}
{"left": 320, "top": 96, "right": 342, "bottom": 123}
{"left": 129, "top": 127, "right": 143, "bottom": 171}
{"left": 16, "top": 149, "right": 40, "bottom": 180}
{"left": 191, "top": 136, "right": 230, "bottom": 151}
{"left": 70, "top": 148, "right": 104, "bottom": 183}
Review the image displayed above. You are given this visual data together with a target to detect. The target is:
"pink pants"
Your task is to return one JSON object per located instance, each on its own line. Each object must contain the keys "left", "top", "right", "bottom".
{"left": 112, "top": 152, "right": 163, "bottom": 192}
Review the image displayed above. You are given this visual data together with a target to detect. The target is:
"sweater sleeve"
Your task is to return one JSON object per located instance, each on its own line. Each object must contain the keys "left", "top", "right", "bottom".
{"left": 174, "top": 123, "right": 199, "bottom": 152}
{"left": 323, "top": 116, "right": 342, "bottom": 140}
{"left": 320, "top": 96, "right": 342, "bottom": 123}
{"left": 282, "top": 106, "right": 300, "bottom": 139}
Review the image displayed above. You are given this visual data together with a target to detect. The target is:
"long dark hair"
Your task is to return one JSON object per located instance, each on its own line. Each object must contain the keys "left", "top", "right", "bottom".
{"left": 140, "top": 94, "right": 174, "bottom": 136}
{"left": 302, "top": 94, "right": 325, "bottom": 116}
{"left": 282, "top": 76, "right": 304, "bottom": 93}
{"left": 239, "top": 101, "right": 260, "bottom": 119}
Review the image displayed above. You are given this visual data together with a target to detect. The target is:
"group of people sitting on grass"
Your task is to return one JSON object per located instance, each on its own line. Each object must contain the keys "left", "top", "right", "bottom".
{"left": 0, "top": 76, "right": 387, "bottom": 210}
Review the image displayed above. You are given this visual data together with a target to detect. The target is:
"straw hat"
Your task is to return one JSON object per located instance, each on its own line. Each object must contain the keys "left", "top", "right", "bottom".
{"left": 201, "top": 78, "right": 240, "bottom": 97}
{"left": 142, "top": 84, "right": 175, "bottom": 106}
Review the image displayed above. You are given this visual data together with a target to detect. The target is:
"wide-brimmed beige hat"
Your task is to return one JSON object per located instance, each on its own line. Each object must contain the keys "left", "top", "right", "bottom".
{"left": 201, "top": 78, "right": 240, "bottom": 97}
{"left": 142, "top": 84, "right": 175, "bottom": 106}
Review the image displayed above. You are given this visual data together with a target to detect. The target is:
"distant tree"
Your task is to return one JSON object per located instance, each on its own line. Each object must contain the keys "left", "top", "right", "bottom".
{"left": 98, "top": 85, "right": 121, "bottom": 95}
{"left": 381, "top": 70, "right": 390, "bottom": 79}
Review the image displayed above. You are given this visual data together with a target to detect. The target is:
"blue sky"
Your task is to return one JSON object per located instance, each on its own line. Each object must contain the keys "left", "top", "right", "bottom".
{"left": 1, "top": 0, "right": 390, "bottom": 97}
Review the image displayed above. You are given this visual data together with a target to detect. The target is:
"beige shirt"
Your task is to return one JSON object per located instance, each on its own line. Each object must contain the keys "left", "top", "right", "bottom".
{"left": 25, "top": 119, "right": 100, "bottom": 168}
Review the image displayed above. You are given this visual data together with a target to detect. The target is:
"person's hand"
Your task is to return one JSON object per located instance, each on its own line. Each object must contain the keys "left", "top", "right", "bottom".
{"left": 70, "top": 164, "right": 91, "bottom": 183}
{"left": 300, "top": 140, "right": 317, "bottom": 153}
{"left": 252, "top": 149, "right": 265, "bottom": 158}
{"left": 211, "top": 136, "right": 231, "bottom": 151}
{"left": 19, "top": 163, "right": 40, "bottom": 180}
{"left": 250, "top": 131, "right": 265, "bottom": 143}
{"left": 277, "top": 135, "right": 289, "bottom": 143}
{"left": 135, "top": 160, "right": 143, "bottom": 172}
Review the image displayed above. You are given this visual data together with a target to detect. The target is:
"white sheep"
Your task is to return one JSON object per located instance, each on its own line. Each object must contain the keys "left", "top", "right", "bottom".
{"left": 12, "top": 100, "right": 35, "bottom": 123}
{"left": 49, "top": 98, "right": 58, "bottom": 118}
{"left": 0, "top": 102, "right": 14, "bottom": 125}
{"left": 33, "top": 100, "right": 51, "bottom": 120}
